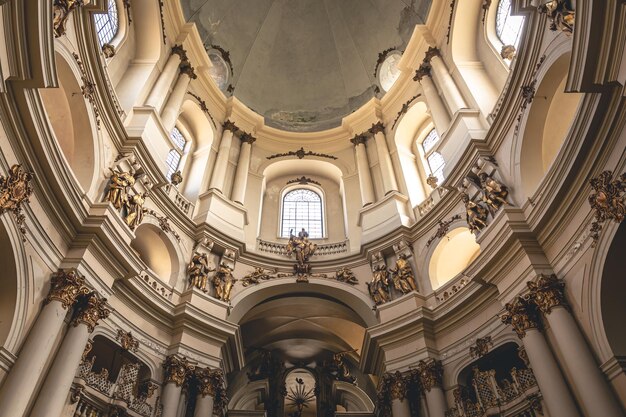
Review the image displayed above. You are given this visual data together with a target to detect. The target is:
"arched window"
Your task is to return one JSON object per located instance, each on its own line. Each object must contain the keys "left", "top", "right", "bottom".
{"left": 495, "top": 0, "right": 524, "bottom": 47}
{"left": 165, "top": 127, "right": 187, "bottom": 180}
{"left": 94, "top": 0, "right": 119, "bottom": 46}
{"left": 280, "top": 188, "right": 324, "bottom": 239}
{"left": 421, "top": 129, "right": 445, "bottom": 183}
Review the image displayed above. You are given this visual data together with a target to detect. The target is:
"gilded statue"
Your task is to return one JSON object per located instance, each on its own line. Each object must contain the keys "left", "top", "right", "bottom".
{"left": 286, "top": 228, "right": 317, "bottom": 274}
{"left": 0, "top": 164, "right": 33, "bottom": 213}
{"left": 390, "top": 254, "right": 417, "bottom": 294}
{"left": 367, "top": 264, "right": 391, "bottom": 305}
{"left": 105, "top": 169, "right": 135, "bottom": 211}
{"left": 589, "top": 171, "right": 626, "bottom": 223}
{"left": 538, "top": 0, "right": 575, "bottom": 34}
{"left": 212, "top": 263, "right": 236, "bottom": 302}
{"left": 462, "top": 193, "right": 489, "bottom": 234}
{"left": 479, "top": 172, "right": 509, "bottom": 212}
{"left": 188, "top": 252, "right": 213, "bottom": 292}
{"left": 241, "top": 267, "right": 276, "bottom": 286}
{"left": 53, "top": 0, "right": 92, "bottom": 38}
{"left": 124, "top": 192, "right": 146, "bottom": 230}
{"left": 331, "top": 350, "right": 356, "bottom": 384}
{"left": 335, "top": 267, "right": 358, "bottom": 285}
{"left": 170, "top": 170, "right": 183, "bottom": 186}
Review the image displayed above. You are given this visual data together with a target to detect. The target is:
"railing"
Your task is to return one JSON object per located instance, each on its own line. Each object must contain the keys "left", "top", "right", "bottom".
{"left": 163, "top": 184, "right": 195, "bottom": 218}
{"left": 416, "top": 187, "right": 448, "bottom": 218}
{"left": 256, "top": 239, "right": 349, "bottom": 257}
{"left": 435, "top": 277, "right": 469, "bottom": 304}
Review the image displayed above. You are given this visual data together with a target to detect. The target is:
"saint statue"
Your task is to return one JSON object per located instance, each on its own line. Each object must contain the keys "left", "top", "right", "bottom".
{"left": 462, "top": 193, "right": 489, "bottom": 234}
{"left": 105, "top": 169, "right": 135, "bottom": 211}
{"left": 367, "top": 264, "right": 391, "bottom": 305}
{"left": 124, "top": 192, "right": 146, "bottom": 230}
{"left": 538, "top": 0, "right": 575, "bottom": 34}
{"left": 335, "top": 267, "right": 358, "bottom": 285}
{"left": 390, "top": 254, "right": 417, "bottom": 294}
{"left": 212, "top": 263, "right": 236, "bottom": 302}
{"left": 188, "top": 252, "right": 213, "bottom": 292}
{"left": 479, "top": 172, "right": 509, "bottom": 213}
{"left": 286, "top": 228, "right": 317, "bottom": 274}
{"left": 53, "top": 0, "right": 92, "bottom": 38}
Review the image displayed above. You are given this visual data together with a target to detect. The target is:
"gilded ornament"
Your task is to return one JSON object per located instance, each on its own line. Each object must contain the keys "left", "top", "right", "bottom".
{"left": 413, "top": 62, "right": 432, "bottom": 82}
{"left": 211, "top": 263, "right": 236, "bottom": 302}
{"left": 188, "top": 252, "right": 214, "bottom": 292}
{"left": 461, "top": 193, "right": 489, "bottom": 234}
{"left": 426, "top": 214, "right": 462, "bottom": 247}
{"left": 469, "top": 336, "right": 493, "bottom": 359}
{"left": 170, "top": 170, "right": 183, "bottom": 186}
{"left": 267, "top": 147, "right": 337, "bottom": 160}
{"left": 538, "top": 0, "right": 575, "bottom": 34}
{"left": 426, "top": 174, "right": 438, "bottom": 189}
{"left": 0, "top": 164, "right": 34, "bottom": 239}
{"left": 104, "top": 169, "right": 136, "bottom": 211}
{"left": 527, "top": 274, "right": 568, "bottom": 315}
{"left": 286, "top": 228, "right": 317, "bottom": 277}
{"left": 335, "top": 267, "right": 358, "bottom": 285}
{"left": 71, "top": 292, "right": 111, "bottom": 333}
{"left": 417, "top": 359, "right": 443, "bottom": 392}
{"left": 500, "top": 296, "right": 541, "bottom": 338}
{"left": 367, "top": 264, "right": 391, "bottom": 305}
{"left": 286, "top": 176, "right": 321, "bottom": 187}
{"left": 478, "top": 172, "right": 509, "bottom": 213}
{"left": 179, "top": 61, "right": 197, "bottom": 79}
{"left": 241, "top": 267, "right": 277, "bottom": 286}
{"left": 588, "top": 170, "right": 626, "bottom": 245}
{"left": 53, "top": 0, "right": 91, "bottom": 37}
{"left": 124, "top": 192, "right": 147, "bottom": 230}
{"left": 195, "top": 367, "right": 224, "bottom": 398}
{"left": 500, "top": 45, "right": 516, "bottom": 60}
{"left": 388, "top": 371, "right": 408, "bottom": 401}
{"left": 82, "top": 339, "right": 93, "bottom": 362}
{"left": 44, "top": 269, "right": 89, "bottom": 310}
{"left": 102, "top": 43, "right": 116, "bottom": 58}
{"left": 163, "top": 355, "right": 194, "bottom": 387}
{"left": 116, "top": 329, "right": 139, "bottom": 352}
{"left": 390, "top": 254, "right": 417, "bottom": 294}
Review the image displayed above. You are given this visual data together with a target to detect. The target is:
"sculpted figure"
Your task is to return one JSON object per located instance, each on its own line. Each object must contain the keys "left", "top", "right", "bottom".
{"left": 390, "top": 254, "right": 417, "bottom": 294}
{"left": 330, "top": 350, "right": 356, "bottom": 384}
{"left": 367, "top": 264, "right": 391, "bottom": 305}
{"left": 462, "top": 193, "right": 489, "bottom": 234}
{"left": 242, "top": 268, "right": 276, "bottom": 286}
{"left": 53, "top": 0, "right": 92, "bottom": 38}
{"left": 538, "top": 0, "right": 575, "bottom": 34}
{"left": 335, "top": 267, "right": 358, "bottom": 285}
{"left": 124, "top": 192, "right": 146, "bottom": 230}
{"left": 105, "top": 169, "right": 135, "bottom": 211}
{"left": 479, "top": 172, "right": 509, "bottom": 212}
{"left": 286, "top": 228, "right": 317, "bottom": 271}
{"left": 188, "top": 252, "right": 213, "bottom": 292}
{"left": 212, "top": 263, "right": 236, "bottom": 302}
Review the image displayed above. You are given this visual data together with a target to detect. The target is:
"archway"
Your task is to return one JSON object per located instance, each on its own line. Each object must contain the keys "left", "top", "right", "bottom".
{"left": 428, "top": 227, "right": 480, "bottom": 290}
{"left": 600, "top": 221, "right": 626, "bottom": 358}
{"left": 130, "top": 223, "right": 181, "bottom": 287}
{"left": 0, "top": 219, "right": 18, "bottom": 351}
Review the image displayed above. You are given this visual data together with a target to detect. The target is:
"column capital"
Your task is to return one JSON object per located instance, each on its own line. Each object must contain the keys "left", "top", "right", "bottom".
{"left": 416, "top": 359, "right": 443, "bottom": 392}
{"left": 413, "top": 62, "right": 432, "bottom": 82}
{"left": 195, "top": 367, "right": 225, "bottom": 398}
{"left": 500, "top": 295, "right": 541, "bottom": 338}
{"left": 163, "top": 355, "right": 195, "bottom": 387}
{"left": 350, "top": 134, "right": 368, "bottom": 146}
{"left": 369, "top": 121, "right": 385, "bottom": 135}
{"left": 71, "top": 292, "right": 110, "bottom": 333}
{"left": 239, "top": 132, "right": 257, "bottom": 144}
{"left": 223, "top": 119, "right": 239, "bottom": 133}
{"left": 378, "top": 371, "right": 408, "bottom": 403}
{"left": 527, "top": 274, "right": 568, "bottom": 315}
{"left": 424, "top": 46, "right": 441, "bottom": 63}
{"left": 171, "top": 44, "right": 188, "bottom": 61}
{"left": 179, "top": 61, "right": 197, "bottom": 79}
{"left": 44, "top": 269, "right": 89, "bottom": 310}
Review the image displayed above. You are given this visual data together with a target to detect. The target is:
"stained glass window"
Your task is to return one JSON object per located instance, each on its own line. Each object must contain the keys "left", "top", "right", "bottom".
{"left": 94, "top": 0, "right": 119, "bottom": 46}
{"left": 496, "top": 0, "right": 524, "bottom": 47}
{"left": 281, "top": 189, "right": 323, "bottom": 239}
{"left": 166, "top": 127, "right": 187, "bottom": 180}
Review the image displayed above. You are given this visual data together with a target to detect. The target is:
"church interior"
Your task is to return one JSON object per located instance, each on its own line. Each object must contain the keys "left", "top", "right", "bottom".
{"left": 0, "top": 1, "right": 625, "bottom": 417}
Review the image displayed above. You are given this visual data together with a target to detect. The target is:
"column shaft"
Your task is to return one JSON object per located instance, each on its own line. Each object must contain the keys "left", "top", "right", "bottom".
{"left": 420, "top": 76, "right": 451, "bottom": 134}
{"left": 391, "top": 398, "right": 410, "bottom": 417}
{"left": 208, "top": 128, "right": 235, "bottom": 193}
{"left": 231, "top": 139, "right": 253, "bottom": 204}
{"left": 547, "top": 307, "right": 624, "bottom": 417}
{"left": 424, "top": 387, "right": 447, "bottom": 417}
{"left": 372, "top": 130, "right": 399, "bottom": 194}
{"left": 430, "top": 56, "right": 466, "bottom": 114}
{"left": 29, "top": 323, "right": 91, "bottom": 417}
{"left": 146, "top": 53, "right": 183, "bottom": 112}
{"left": 523, "top": 329, "right": 581, "bottom": 417}
{"left": 194, "top": 394, "right": 215, "bottom": 417}
{"left": 161, "top": 73, "right": 192, "bottom": 133}
{"left": 354, "top": 142, "right": 375, "bottom": 206}
{"left": 0, "top": 301, "right": 68, "bottom": 417}
{"left": 161, "top": 382, "right": 183, "bottom": 417}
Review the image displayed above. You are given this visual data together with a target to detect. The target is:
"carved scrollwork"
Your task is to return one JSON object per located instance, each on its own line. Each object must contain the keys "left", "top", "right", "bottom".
{"left": 335, "top": 267, "right": 358, "bottom": 285}
{"left": 417, "top": 359, "right": 444, "bottom": 392}
{"left": 469, "top": 336, "right": 493, "bottom": 359}
{"left": 163, "top": 355, "right": 194, "bottom": 387}
{"left": 44, "top": 269, "right": 89, "bottom": 310}
{"left": 0, "top": 164, "right": 34, "bottom": 239}
{"left": 71, "top": 292, "right": 111, "bottom": 333}
{"left": 241, "top": 267, "right": 277, "bottom": 287}
{"left": 527, "top": 274, "right": 568, "bottom": 315}
{"left": 500, "top": 295, "right": 541, "bottom": 338}
{"left": 588, "top": 170, "right": 626, "bottom": 245}
{"left": 117, "top": 329, "right": 140, "bottom": 352}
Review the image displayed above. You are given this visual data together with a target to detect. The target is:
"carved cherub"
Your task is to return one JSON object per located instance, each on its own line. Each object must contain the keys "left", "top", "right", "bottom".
{"left": 461, "top": 193, "right": 489, "bottom": 234}
{"left": 335, "top": 267, "right": 358, "bottom": 285}
{"left": 478, "top": 172, "right": 509, "bottom": 213}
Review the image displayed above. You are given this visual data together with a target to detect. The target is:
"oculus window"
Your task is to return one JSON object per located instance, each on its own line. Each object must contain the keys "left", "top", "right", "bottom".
{"left": 422, "top": 129, "right": 445, "bottom": 182}
{"left": 166, "top": 127, "right": 187, "bottom": 179}
{"left": 281, "top": 189, "right": 323, "bottom": 239}
{"left": 496, "top": 0, "right": 525, "bottom": 47}
{"left": 94, "top": 0, "right": 119, "bottom": 46}
{"left": 207, "top": 49, "right": 231, "bottom": 92}
{"left": 379, "top": 51, "right": 403, "bottom": 92}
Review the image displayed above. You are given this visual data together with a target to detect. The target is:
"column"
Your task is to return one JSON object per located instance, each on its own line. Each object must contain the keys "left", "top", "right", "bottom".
{"left": 146, "top": 45, "right": 187, "bottom": 111}
{"left": 0, "top": 270, "right": 87, "bottom": 417}
{"left": 194, "top": 368, "right": 224, "bottom": 417}
{"left": 161, "top": 355, "right": 195, "bottom": 417}
{"left": 161, "top": 62, "right": 197, "bottom": 132}
{"left": 369, "top": 122, "right": 399, "bottom": 195}
{"left": 417, "top": 360, "right": 447, "bottom": 417}
{"left": 501, "top": 296, "right": 581, "bottom": 417}
{"left": 231, "top": 132, "right": 256, "bottom": 204}
{"left": 529, "top": 275, "right": 624, "bottom": 417}
{"left": 208, "top": 121, "right": 238, "bottom": 193}
{"left": 424, "top": 47, "right": 467, "bottom": 115}
{"left": 379, "top": 372, "right": 410, "bottom": 417}
{"left": 351, "top": 134, "right": 375, "bottom": 207}
{"left": 30, "top": 292, "right": 110, "bottom": 417}
{"left": 414, "top": 63, "right": 451, "bottom": 134}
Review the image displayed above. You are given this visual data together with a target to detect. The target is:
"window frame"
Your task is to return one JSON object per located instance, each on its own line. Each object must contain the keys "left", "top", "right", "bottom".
{"left": 495, "top": 0, "right": 525, "bottom": 48}
{"left": 165, "top": 125, "right": 190, "bottom": 180}
{"left": 93, "top": 0, "right": 129, "bottom": 56}
{"left": 420, "top": 128, "right": 445, "bottom": 183}
{"left": 278, "top": 185, "right": 326, "bottom": 240}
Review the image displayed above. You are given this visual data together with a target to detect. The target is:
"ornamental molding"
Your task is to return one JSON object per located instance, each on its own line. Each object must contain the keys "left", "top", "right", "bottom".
{"left": 527, "top": 274, "right": 568, "bottom": 315}
{"left": 587, "top": 170, "right": 626, "bottom": 246}
{"left": 44, "top": 269, "right": 89, "bottom": 310}
{"left": 426, "top": 214, "right": 462, "bottom": 247}
{"left": 266, "top": 147, "right": 337, "bottom": 160}
{"left": 116, "top": 329, "right": 139, "bottom": 352}
{"left": 391, "top": 94, "right": 421, "bottom": 130}
{"left": 0, "top": 164, "right": 34, "bottom": 239}
{"left": 286, "top": 176, "right": 321, "bottom": 187}
{"left": 71, "top": 292, "right": 111, "bottom": 333}
{"left": 500, "top": 295, "right": 541, "bottom": 338}
{"left": 72, "top": 53, "right": 102, "bottom": 129}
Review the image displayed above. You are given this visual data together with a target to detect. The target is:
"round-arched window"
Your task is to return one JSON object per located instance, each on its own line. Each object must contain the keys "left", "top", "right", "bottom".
{"left": 379, "top": 51, "right": 403, "bottom": 92}
{"left": 94, "top": 0, "right": 119, "bottom": 46}
{"left": 495, "top": 0, "right": 525, "bottom": 47}
{"left": 280, "top": 188, "right": 323, "bottom": 239}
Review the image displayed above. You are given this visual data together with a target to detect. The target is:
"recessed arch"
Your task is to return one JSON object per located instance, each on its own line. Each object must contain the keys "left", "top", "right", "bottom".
{"left": 428, "top": 227, "right": 481, "bottom": 290}
{"left": 0, "top": 218, "right": 19, "bottom": 352}
{"left": 130, "top": 223, "right": 181, "bottom": 287}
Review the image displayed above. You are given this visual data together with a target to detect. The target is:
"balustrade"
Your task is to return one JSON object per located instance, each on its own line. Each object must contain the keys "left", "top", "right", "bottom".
{"left": 256, "top": 239, "right": 349, "bottom": 257}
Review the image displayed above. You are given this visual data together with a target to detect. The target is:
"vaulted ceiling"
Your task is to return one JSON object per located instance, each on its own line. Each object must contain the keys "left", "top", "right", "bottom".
{"left": 180, "top": 0, "right": 432, "bottom": 131}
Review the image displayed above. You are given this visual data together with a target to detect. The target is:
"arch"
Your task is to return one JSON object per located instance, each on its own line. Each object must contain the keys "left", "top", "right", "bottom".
{"left": 427, "top": 226, "right": 481, "bottom": 290}
{"left": 518, "top": 51, "right": 583, "bottom": 197}
{"left": 85, "top": 334, "right": 152, "bottom": 384}
{"left": 334, "top": 381, "right": 375, "bottom": 412}
{"left": 39, "top": 51, "right": 99, "bottom": 194}
{"left": 228, "top": 379, "right": 268, "bottom": 410}
{"left": 228, "top": 279, "right": 377, "bottom": 328}
{"left": 130, "top": 223, "right": 181, "bottom": 288}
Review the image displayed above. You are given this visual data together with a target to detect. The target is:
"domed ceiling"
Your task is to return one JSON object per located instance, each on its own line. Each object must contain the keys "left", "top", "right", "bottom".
{"left": 180, "top": 0, "right": 432, "bottom": 132}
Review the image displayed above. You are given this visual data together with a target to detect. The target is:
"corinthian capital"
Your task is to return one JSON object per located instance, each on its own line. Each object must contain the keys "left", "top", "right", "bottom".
{"left": 424, "top": 46, "right": 441, "bottom": 62}
{"left": 171, "top": 44, "right": 188, "bottom": 61}
{"left": 500, "top": 295, "right": 541, "bottom": 338}
{"left": 350, "top": 134, "right": 368, "bottom": 146}
{"left": 71, "top": 292, "right": 111, "bottom": 333}
{"left": 417, "top": 359, "right": 443, "bottom": 391}
{"left": 369, "top": 121, "right": 385, "bottom": 135}
{"left": 195, "top": 367, "right": 225, "bottom": 398}
{"left": 180, "top": 62, "right": 197, "bottom": 79}
{"left": 413, "top": 63, "right": 432, "bottom": 82}
{"left": 527, "top": 274, "right": 568, "bottom": 315}
{"left": 45, "top": 269, "right": 89, "bottom": 310}
{"left": 163, "top": 355, "right": 195, "bottom": 387}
